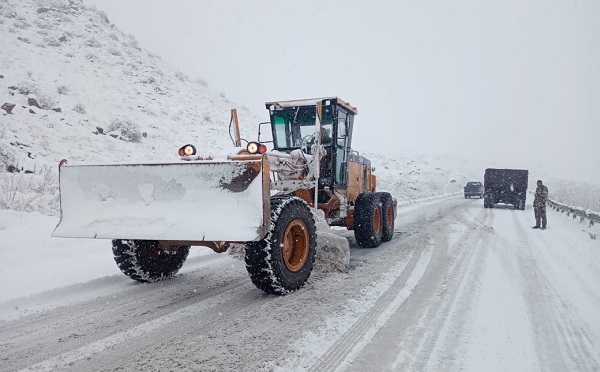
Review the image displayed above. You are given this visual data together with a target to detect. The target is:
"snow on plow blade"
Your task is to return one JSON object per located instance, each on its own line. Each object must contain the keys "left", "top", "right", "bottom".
{"left": 52, "top": 158, "right": 270, "bottom": 242}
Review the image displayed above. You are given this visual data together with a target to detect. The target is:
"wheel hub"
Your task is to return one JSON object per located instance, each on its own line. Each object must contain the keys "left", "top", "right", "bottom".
{"left": 282, "top": 220, "right": 309, "bottom": 272}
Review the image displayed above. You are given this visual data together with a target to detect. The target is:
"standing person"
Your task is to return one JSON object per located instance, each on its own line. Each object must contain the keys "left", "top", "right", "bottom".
{"left": 532, "top": 180, "right": 549, "bottom": 229}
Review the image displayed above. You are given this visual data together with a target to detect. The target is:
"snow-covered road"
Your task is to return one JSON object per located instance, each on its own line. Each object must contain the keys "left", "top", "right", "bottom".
{"left": 1, "top": 197, "right": 599, "bottom": 371}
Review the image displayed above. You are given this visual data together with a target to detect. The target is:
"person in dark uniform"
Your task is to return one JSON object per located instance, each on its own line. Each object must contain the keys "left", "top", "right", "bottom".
{"left": 532, "top": 180, "right": 549, "bottom": 229}
{"left": 319, "top": 127, "right": 333, "bottom": 179}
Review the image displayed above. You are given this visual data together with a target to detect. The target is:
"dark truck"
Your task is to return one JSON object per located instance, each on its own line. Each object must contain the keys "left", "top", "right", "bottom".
{"left": 464, "top": 182, "right": 483, "bottom": 198}
{"left": 483, "top": 168, "right": 528, "bottom": 210}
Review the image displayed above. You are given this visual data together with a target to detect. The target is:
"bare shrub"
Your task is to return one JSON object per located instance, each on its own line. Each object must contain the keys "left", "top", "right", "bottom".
{"left": 1, "top": 3, "right": 17, "bottom": 18}
{"left": 95, "top": 9, "right": 109, "bottom": 23}
{"left": 109, "top": 47, "right": 121, "bottom": 56}
{"left": 34, "top": 18, "right": 51, "bottom": 29}
{"left": 108, "top": 33, "right": 119, "bottom": 41}
{"left": 13, "top": 19, "right": 31, "bottom": 29}
{"left": 108, "top": 119, "right": 142, "bottom": 142}
{"left": 36, "top": 0, "right": 70, "bottom": 11}
{"left": 127, "top": 34, "right": 140, "bottom": 50}
{"left": 141, "top": 76, "right": 155, "bottom": 84}
{"left": 84, "top": 37, "right": 101, "bottom": 48}
{"left": 73, "top": 103, "right": 86, "bottom": 114}
{"left": 35, "top": 91, "right": 55, "bottom": 109}
{"left": 17, "top": 80, "right": 38, "bottom": 95}
{"left": 196, "top": 77, "right": 209, "bottom": 87}
{"left": 0, "top": 166, "right": 59, "bottom": 214}
{"left": 0, "top": 143, "right": 16, "bottom": 167}
{"left": 57, "top": 85, "right": 70, "bottom": 95}
{"left": 45, "top": 37, "right": 61, "bottom": 47}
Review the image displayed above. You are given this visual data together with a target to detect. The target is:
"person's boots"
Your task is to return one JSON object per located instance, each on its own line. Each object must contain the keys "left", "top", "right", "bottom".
{"left": 532, "top": 225, "right": 540, "bottom": 229}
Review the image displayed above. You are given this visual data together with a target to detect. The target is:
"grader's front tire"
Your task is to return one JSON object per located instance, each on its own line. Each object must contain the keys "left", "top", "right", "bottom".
{"left": 112, "top": 239, "right": 190, "bottom": 282}
{"left": 245, "top": 197, "right": 317, "bottom": 295}
{"left": 354, "top": 192, "right": 384, "bottom": 248}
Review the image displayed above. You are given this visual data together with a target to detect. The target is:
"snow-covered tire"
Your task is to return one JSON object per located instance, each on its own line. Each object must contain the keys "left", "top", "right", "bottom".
{"left": 353, "top": 192, "right": 383, "bottom": 248}
{"left": 112, "top": 239, "right": 190, "bottom": 283}
{"left": 376, "top": 192, "right": 395, "bottom": 242}
{"left": 245, "top": 196, "right": 317, "bottom": 295}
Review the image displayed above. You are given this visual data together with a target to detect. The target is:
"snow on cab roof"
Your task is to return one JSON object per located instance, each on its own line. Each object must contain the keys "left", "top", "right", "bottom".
{"left": 265, "top": 97, "right": 358, "bottom": 115}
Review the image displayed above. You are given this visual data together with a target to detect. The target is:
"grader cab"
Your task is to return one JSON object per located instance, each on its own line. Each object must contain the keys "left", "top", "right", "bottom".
{"left": 53, "top": 97, "right": 397, "bottom": 295}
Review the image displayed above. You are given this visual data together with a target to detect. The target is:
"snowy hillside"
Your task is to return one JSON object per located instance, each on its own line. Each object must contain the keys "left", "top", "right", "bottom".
{"left": 1, "top": 0, "right": 597, "bottom": 217}
{"left": 0, "top": 0, "right": 262, "bottom": 214}
{"left": 0, "top": 0, "right": 483, "bottom": 217}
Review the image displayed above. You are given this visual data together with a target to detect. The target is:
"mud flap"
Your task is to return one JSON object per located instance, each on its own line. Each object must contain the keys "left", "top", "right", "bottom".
{"left": 52, "top": 159, "right": 270, "bottom": 242}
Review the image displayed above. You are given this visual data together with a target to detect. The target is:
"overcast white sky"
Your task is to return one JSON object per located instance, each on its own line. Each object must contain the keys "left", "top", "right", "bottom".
{"left": 86, "top": 0, "right": 600, "bottom": 184}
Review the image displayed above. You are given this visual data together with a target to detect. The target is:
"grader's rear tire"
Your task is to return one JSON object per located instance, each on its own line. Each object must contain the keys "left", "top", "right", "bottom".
{"left": 354, "top": 192, "right": 383, "bottom": 248}
{"left": 245, "top": 197, "right": 317, "bottom": 295}
{"left": 112, "top": 239, "right": 190, "bottom": 282}
{"left": 377, "top": 192, "right": 395, "bottom": 242}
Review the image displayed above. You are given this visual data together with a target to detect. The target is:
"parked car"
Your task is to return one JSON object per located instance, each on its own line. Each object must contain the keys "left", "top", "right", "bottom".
{"left": 464, "top": 181, "right": 483, "bottom": 198}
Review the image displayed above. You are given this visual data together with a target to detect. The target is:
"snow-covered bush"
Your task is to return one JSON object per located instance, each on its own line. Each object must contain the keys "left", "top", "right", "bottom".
{"left": 57, "top": 85, "right": 69, "bottom": 95}
{"left": 0, "top": 143, "right": 16, "bottom": 168}
{"left": 126, "top": 34, "right": 140, "bottom": 50}
{"left": 196, "top": 77, "right": 209, "bottom": 87}
{"left": 13, "top": 19, "right": 31, "bottom": 29}
{"left": 0, "top": 167, "right": 59, "bottom": 215}
{"left": 17, "top": 80, "right": 38, "bottom": 95}
{"left": 108, "top": 119, "right": 142, "bottom": 143}
{"left": 44, "top": 37, "right": 61, "bottom": 47}
{"left": 73, "top": 103, "right": 86, "bottom": 114}
{"left": 36, "top": 0, "right": 70, "bottom": 11}
{"left": 94, "top": 9, "right": 109, "bottom": 24}
{"left": 34, "top": 18, "right": 52, "bottom": 30}
{"left": 35, "top": 90, "right": 55, "bottom": 109}
{"left": 0, "top": 3, "right": 17, "bottom": 18}
{"left": 85, "top": 37, "right": 101, "bottom": 48}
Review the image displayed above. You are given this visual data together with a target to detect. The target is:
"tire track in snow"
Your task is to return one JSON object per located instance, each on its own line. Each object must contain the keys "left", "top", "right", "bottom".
{"left": 307, "top": 232, "right": 432, "bottom": 372}
{"left": 384, "top": 208, "right": 488, "bottom": 371}
{"left": 13, "top": 278, "right": 252, "bottom": 372}
{"left": 311, "top": 206, "right": 490, "bottom": 372}
{"left": 1, "top": 260, "right": 253, "bottom": 372}
{"left": 508, "top": 211, "right": 600, "bottom": 371}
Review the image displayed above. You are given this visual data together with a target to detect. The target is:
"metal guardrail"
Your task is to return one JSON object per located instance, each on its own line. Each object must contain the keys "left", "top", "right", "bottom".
{"left": 547, "top": 198, "right": 600, "bottom": 228}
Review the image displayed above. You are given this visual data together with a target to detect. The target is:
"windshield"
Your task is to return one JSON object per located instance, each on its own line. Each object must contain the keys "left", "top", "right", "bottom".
{"left": 271, "top": 105, "right": 334, "bottom": 149}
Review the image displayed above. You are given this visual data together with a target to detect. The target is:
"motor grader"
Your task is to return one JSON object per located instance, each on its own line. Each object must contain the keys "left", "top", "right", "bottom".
{"left": 52, "top": 97, "right": 397, "bottom": 295}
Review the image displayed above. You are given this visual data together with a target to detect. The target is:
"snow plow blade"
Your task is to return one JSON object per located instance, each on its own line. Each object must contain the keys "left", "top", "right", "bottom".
{"left": 52, "top": 158, "right": 270, "bottom": 242}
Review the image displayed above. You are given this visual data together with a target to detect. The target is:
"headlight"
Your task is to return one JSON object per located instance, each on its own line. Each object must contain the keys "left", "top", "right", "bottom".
{"left": 247, "top": 142, "right": 268, "bottom": 154}
{"left": 247, "top": 142, "right": 259, "bottom": 154}
{"left": 178, "top": 144, "right": 196, "bottom": 156}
